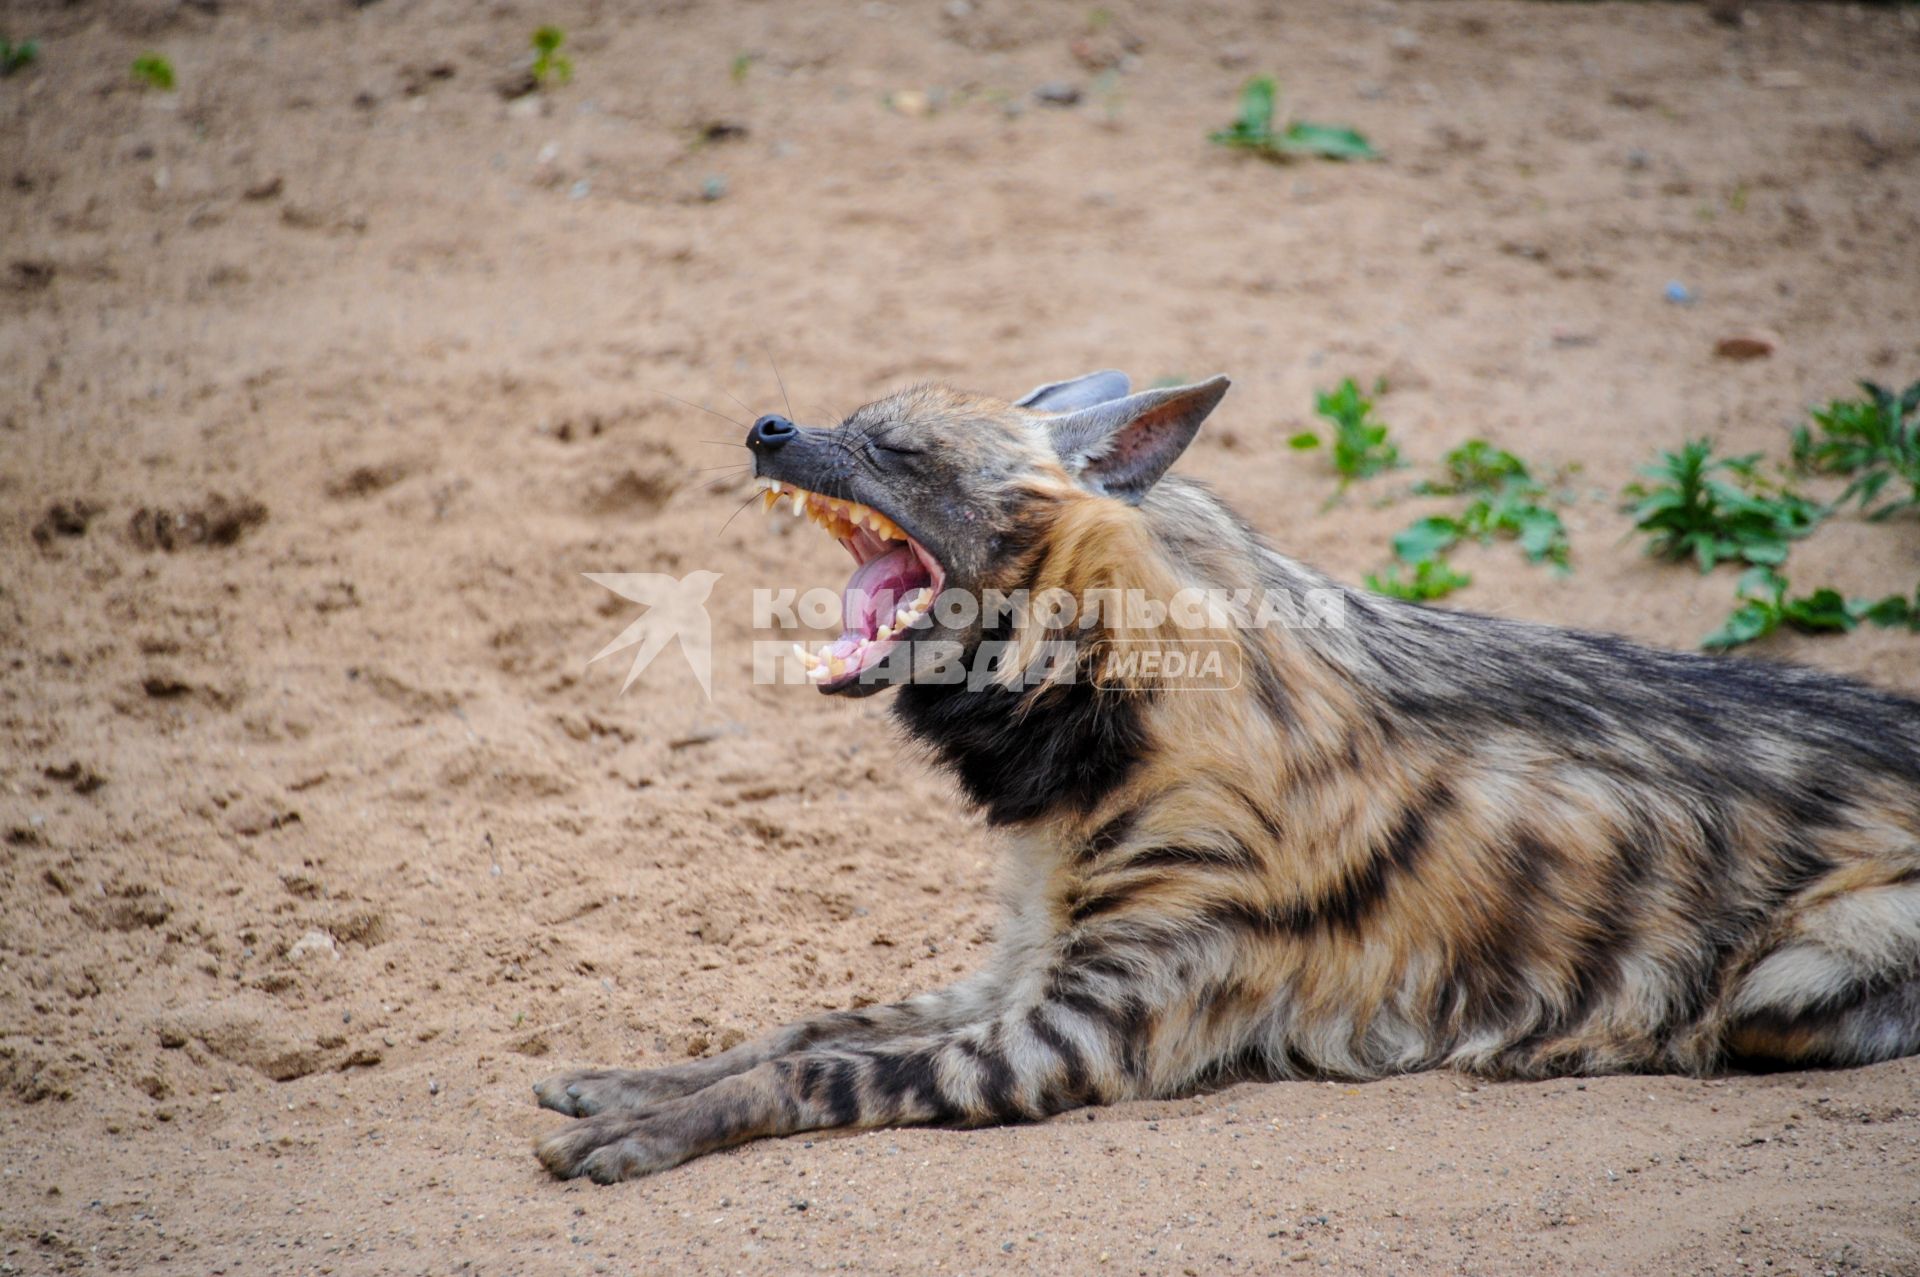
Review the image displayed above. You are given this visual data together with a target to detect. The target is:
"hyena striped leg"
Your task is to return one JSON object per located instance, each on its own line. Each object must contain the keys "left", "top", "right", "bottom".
{"left": 533, "top": 976, "right": 996, "bottom": 1118}
{"left": 1726, "top": 979, "right": 1920, "bottom": 1067}
{"left": 536, "top": 937, "right": 1205, "bottom": 1181}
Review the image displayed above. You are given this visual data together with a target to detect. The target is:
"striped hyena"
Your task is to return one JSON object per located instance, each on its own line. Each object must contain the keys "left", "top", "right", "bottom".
{"left": 534, "top": 371, "right": 1920, "bottom": 1182}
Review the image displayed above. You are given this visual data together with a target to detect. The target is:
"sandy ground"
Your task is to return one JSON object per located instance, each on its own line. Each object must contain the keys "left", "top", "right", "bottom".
{"left": 3, "top": 0, "right": 1919, "bottom": 1273}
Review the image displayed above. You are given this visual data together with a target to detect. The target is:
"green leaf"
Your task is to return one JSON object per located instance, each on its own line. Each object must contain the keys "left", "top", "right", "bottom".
{"left": 1623, "top": 438, "right": 1825, "bottom": 572}
{"left": 1311, "top": 377, "right": 1400, "bottom": 482}
{"left": 1392, "top": 516, "right": 1461, "bottom": 565}
{"left": 1515, "top": 509, "right": 1565, "bottom": 563}
{"left": 131, "top": 53, "right": 174, "bottom": 91}
{"left": 1366, "top": 559, "right": 1471, "bottom": 601}
{"left": 1858, "top": 592, "right": 1917, "bottom": 629}
{"left": 1704, "top": 603, "right": 1776, "bottom": 651}
{"left": 1287, "top": 431, "right": 1321, "bottom": 450}
{"left": 1237, "top": 75, "right": 1275, "bottom": 137}
{"left": 1278, "top": 121, "right": 1378, "bottom": 161}
{"left": 1, "top": 37, "right": 40, "bottom": 77}
{"left": 1780, "top": 588, "right": 1855, "bottom": 633}
{"left": 1210, "top": 75, "right": 1376, "bottom": 163}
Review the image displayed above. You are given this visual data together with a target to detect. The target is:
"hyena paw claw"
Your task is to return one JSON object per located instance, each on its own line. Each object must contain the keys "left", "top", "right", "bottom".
{"left": 533, "top": 1068, "right": 659, "bottom": 1117}
{"left": 535, "top": 1115, "right": 681, "bottom": 1183}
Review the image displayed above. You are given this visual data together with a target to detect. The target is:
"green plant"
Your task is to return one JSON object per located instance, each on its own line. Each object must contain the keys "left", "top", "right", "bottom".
{"left": 1, "top": 36, "right": 39, "bottom": 77}
{"left": 1290, "top": 377, "right": 1400, "bottom": 484}
{"left": 1791, "top": 380, "right": 1920, "bottom": 521}
{"left": 130, "top": 53, "right": 174, "bottom": 90}
{"left": 1624, "top": 439, "right": 1823, "bottom": 571}
{"left": 1703, "top": 568, "right": 1920, "bottom": 651}
{"left": 730, "top": 52, "right": 754, "bottom": 85}
{"left": 1391, "top": 440, "right": 1571, "bottom": 572}
{"left": 1366, "top": 558, "right": 1471, "bottom": 602}
{"left": 531, "top": 25, "right": 572, "bottom": 87}
{"left": 1413, "top": 440, "right": 1530, "bottom": 497}
{"left": 1366, "top": 439, "right": 1570, "bottom": 603}
{"left": 1209, "top": 75, "right": 1378, "bottom": 162}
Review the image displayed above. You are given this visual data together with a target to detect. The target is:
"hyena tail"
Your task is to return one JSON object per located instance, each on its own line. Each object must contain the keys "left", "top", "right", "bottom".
{"left": 1724, "top": 876, "right": 1920, "bottom": 1067}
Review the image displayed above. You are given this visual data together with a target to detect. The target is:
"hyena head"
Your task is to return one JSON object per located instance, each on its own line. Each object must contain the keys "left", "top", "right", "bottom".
{"left": 745, "top": 371, "right": 1231, "bottom": 697}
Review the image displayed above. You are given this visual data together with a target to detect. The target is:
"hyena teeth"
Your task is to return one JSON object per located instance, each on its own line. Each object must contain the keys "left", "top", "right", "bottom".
{"left": 759, "top": 481, "right": 911, "bottom": 544}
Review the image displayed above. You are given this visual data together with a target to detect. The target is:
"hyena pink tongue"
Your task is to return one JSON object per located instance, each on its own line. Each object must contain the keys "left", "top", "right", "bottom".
{"left": 832, "top": 543, "right": 929, "bottom": 659}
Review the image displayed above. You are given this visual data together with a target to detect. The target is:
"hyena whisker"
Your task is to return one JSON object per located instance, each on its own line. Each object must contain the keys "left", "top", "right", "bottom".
{"left": 719, "top": 385, "right": 756, "bottom": 419}
{"left": 539, "top": 369, "right": 1920, "bottom": 1182}
{"left": 655, "top": 389, "right": 747, "bottom": 430}
{"left": 763, "top": 342, "right": 794, "bottom": 423}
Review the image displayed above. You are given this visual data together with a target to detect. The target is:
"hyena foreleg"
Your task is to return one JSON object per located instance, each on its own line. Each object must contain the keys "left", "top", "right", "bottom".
{"left": 533, "top": 974, "right": 999, "bottom": 1118}
{"left": 535, "top": 929, "right": 1222, "bottom": 1181}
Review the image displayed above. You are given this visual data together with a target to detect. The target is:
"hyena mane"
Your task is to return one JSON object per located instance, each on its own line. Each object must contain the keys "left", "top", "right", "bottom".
{"left": 534, "top": 371, "right": 1920, "bottom": 1182}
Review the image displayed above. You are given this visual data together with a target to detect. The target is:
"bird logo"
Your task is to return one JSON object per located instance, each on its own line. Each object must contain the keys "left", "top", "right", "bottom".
{"left": 584, "top": 570, "right": 723, "bottom": 699}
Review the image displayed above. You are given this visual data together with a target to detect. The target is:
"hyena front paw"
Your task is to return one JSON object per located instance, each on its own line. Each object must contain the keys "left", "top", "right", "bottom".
{"left": 532, "top": 1066, "right": 700, "bottom": 1117}
{"left": 534, "top": 1112, "right": 687, "bottom": 1183}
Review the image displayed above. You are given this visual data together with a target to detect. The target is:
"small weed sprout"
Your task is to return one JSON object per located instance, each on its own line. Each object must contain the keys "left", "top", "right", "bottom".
{"left": 1, "top": 36, "right": 40, "bottom": 78}
{"left": 1210, "top": 76, "right": 1377, "bottom": 162}
{"left": 1366, "top": 559, "right": 1472, "bottom": 602}
{"left": 1623, "top": 440, "right": 1822, "bottom": 571}
{"left": 1370, "top": 441, "right": 1571, "bottom": 602}
{"left": 1791, "top": 380, "right": 1920, "bottom": 521}
{"left": 531, "top": 26, "right": 572, "bottom": 88}
{"left": 1291, "top": 377, "right": 1400, "bottom": 485}
{"left": 131, "top": 53, "right": 174, "bottom": 91}
{"left": 1704, "top": 569, "right": 1919, "bottom": 652}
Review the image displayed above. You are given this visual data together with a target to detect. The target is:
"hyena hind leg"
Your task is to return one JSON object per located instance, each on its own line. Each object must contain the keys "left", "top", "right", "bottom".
{"left": 1724, "top": 879, "right": 1920, "bottom": 1068}
{"left": 1725, "top": 979, "right": 1920, "bottom": 1068}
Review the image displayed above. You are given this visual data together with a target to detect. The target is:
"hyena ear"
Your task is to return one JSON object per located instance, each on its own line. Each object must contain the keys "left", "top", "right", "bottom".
{"left": 1044, "top": 376, "right": 1231, "bottom": 503}
{"left": 1014, "top": 370, "right": 1131, "bottom": 413}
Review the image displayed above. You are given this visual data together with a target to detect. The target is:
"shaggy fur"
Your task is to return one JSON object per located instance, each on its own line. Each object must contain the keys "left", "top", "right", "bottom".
{"left": 533, "top": 373, "right": 1920, "bottom": 1182}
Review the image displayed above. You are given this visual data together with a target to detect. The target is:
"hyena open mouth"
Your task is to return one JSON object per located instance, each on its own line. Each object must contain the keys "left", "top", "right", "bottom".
{"left": 751, "top": 478, "right": 946, "bottom": 689}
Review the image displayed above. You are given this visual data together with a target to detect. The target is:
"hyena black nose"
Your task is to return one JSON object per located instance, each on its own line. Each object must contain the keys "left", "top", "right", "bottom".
{"left": 747, "top": 414, "right": 797, "bottom": 452}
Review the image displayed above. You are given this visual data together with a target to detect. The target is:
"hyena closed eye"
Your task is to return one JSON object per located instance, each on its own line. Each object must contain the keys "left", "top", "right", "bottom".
{"left": 535, "top": 371, "right": 1920, "bottom": 1183}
